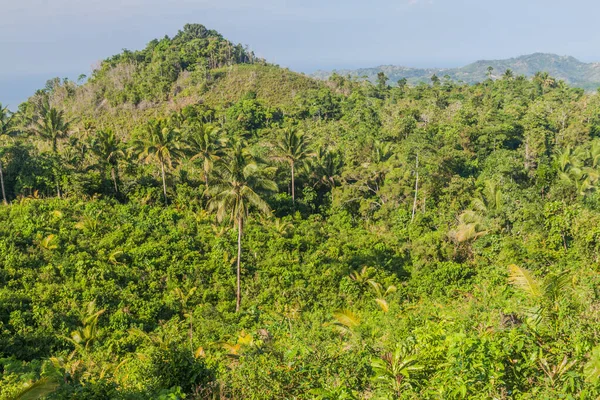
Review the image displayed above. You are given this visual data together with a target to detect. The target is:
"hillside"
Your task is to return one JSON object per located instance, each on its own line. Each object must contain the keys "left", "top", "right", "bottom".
{"left": 24, "top": 24, "right": 320, "bottom": 135}
{"left": 312, "top": 53, "right": 600, "bottom": 90}
{"left": 4, "top": 24, "right": 600, "bottom": 399}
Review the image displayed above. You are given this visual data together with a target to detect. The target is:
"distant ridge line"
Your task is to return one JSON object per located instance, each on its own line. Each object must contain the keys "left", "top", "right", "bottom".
{"left": 310, "top": 53, "right": 600, "bottom": 90}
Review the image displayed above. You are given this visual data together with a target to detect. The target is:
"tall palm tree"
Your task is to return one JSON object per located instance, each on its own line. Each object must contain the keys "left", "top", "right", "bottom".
{"left": 186, "top": 121, "right": 225, "bottom": 190}
{"left": 0, "top": 104, "right": 16, "bottom": 204}
{"left": 208, "top": 142, "right": 277, "bottom": 312}
{"left": 30, "top": 102, "right": 71, "bottom": 154}
{"left": 273, "top": 129, "right": 310, "bottom": 204}
{"left": 29, "top": 101, "right": 72, "bottom": 197}
{"left": 503, "top": 69, "right": 514, "bottom": 80}
{"left": 90, "top": 129, "right": 124, "bottom": 194}
{"left": 132, "top": 120, "right": 184, "bottom": 204}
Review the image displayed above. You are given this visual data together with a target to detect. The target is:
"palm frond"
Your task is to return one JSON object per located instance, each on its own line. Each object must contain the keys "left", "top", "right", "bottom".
{"left": 12, "top": 377, "right": 59, "bottom": 400}
{"left": 508, "top": 264, "right": 542, "bottom": 298}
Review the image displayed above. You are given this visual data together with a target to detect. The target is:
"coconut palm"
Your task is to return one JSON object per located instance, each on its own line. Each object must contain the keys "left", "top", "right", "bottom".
{"left": 90, "top": 129, "right": 125, "bottom": 194}
{"left": 273, "top": 128, "right": 310, "bottom": 204}
{"left": 29, "top": 101, "right": 72, "bottom": 197}
{"left": 503, "top": 69, "right": 514, "bottom": 80}
{"left": 472, "top": 180, "right": 503, "bottom": 215}
{"left": 186, "top": 121, "right": 226, "bottom": 190}
{"left": 311, "top": 148, "right": 344, "bottom": 203}
{"left": 132, "top": 119, "right": 184, "bottom": 204}
{"left": 554, "top": 147, "right": 595, "bottom": 197}
{"left": 450, "top": 210, "right": 487, "bottom": 243}
{"left": 508, "top": 264, "right": 572, "bottom": 327}
{"left": 208, "top": 142, "right": 277, "bottom": 312}
{"left": 371, "top": 140, "right": 394, "bottom": 163}
{"left": 534, "top": 72, "right": 556, "bottom": 91}
{"left": 30, "top": 101, "right": 71, "bottom": 154}
{"left": 589, "top": 140, "right": 600, "bottom": 168}
{"left": 0, "top": 103, "right": 15, "bottom": 204}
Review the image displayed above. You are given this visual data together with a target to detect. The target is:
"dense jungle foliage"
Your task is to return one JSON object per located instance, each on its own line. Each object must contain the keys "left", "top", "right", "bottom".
{"left": 4, "top": 24, "right": 600, "bottom": 399}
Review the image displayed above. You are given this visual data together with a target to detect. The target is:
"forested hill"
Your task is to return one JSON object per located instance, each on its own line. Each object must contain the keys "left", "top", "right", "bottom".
{"left": 5, "top": 24, "right": 600, "bottom": 399}
{"left": 312, "top": 53, "right": 600, "bottom": 90}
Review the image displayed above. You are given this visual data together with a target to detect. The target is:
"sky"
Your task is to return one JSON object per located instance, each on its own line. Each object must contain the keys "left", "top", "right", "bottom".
{"left": 2, "top": 0, "right": 600, "bottom": 108}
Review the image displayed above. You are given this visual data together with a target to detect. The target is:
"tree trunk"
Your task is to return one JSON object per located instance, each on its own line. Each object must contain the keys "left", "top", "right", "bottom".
{"left": 189, "top": 316, "right": 193, "bottom": 353}
{"left": 204, "top": 165, "right": 210, "bottom": 192}
{"left": 0, "top": 159, "right": 7, "bottom": 205}
{"left": 411, "top": 154, "right": 419, "bottom": 222}
{"left": 111, "top": 166, "right": 119, "bottom": 194}
{"left": 291, "top": 161, "right": 295, "bottom": 205}
{"left": 236, "top": 217, "right": 243, "bottom": 312}
{"left": 53, "top": 147, "right": 61, "bottom": 198}
{"left": 160, "top": 161, "right": 168, "bottom": 205}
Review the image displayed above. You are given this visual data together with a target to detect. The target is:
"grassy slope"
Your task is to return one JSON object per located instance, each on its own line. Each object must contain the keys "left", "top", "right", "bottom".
{"left": 57, "top": 64, "right": 320, "bottom": 135}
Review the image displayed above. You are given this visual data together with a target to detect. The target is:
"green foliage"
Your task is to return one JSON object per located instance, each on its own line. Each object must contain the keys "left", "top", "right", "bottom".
{"left": 4, "top": 23, "right": 600, "bottom": 399}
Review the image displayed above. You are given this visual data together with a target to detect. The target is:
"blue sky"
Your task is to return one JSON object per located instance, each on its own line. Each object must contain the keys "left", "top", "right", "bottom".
{"left": 2, "top": 0, "right": 600, "bottom": 108}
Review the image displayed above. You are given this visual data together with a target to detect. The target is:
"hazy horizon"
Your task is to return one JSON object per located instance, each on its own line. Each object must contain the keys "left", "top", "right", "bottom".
{"left": 3, "top": 0, "right": 600, "bottom": 108}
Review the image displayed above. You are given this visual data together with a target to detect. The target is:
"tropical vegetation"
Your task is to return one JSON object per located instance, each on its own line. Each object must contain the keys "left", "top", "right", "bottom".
{"left": 2, "top": 23, "right": 600, "bottom": 399}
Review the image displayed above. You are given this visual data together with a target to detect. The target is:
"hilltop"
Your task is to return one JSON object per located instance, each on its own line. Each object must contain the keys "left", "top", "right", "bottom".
{"left": 312, "top": 53, "right": 600, "bottom": 90}
{"left": 24, "top": 23, "right": 320, "bottom": 133}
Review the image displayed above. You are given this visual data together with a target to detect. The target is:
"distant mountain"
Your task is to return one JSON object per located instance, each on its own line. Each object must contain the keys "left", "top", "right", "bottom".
{"left": 311, "top": 53, "right": 600, "bottom": 90}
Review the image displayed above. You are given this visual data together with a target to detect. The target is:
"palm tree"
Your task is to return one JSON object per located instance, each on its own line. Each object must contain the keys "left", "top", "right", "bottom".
{"left": 29, "top": 101, "right": 72, "bottom": 197}
{"left": 30, "top": 101, "right": 71, "bottom": 154}
{"left": 508, "top": 264, "right": 571, "bottom": 327}
{"left": 132, "top": 119, "right": 184, "bottom": 204}
{"left": 449, "top": 210, "right": 487, "bottom": 243}
{"left": 0, "top": 103, "right": 16, "bottom": 204}
{"left": 208, "top": 142, "right": 277, "bottom": 312}
{"left": 312, "top": 148, "right": 344, "bottom": 203}
{"left": 186, "top": 121, "right": 225, "bottom": 190}
{"left": 10, "top": 377, "right": 59, "bottom": 400}
{"left": 533, "top": 72, "right": 556, "bottom": 92}
{"left": 273, "top": 129, "right": 310, "bottom": 204}
{"left": 371, "top": 140, "right": 394, "bottom": 163}
{"left": 90, "top": 129, "right": 124, "bottom": 194}
{"left": 472, "top": 180, "right": 503, "bottom": 215}
{"left": 554, "top": 147, "right": 594, "bottom": 197}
